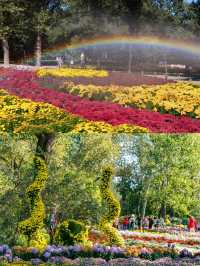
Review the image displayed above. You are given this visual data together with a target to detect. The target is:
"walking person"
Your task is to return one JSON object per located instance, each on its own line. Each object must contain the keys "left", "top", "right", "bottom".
{"left": 143, "top": 216, "right": 149, "bottom": 230}
{"left": 188, "top": 215, "right": 197, "bottom": 232}
{"left": 123, "top": 216, "right": 129, "bottom": 230}
{"left": 129, "top": 214, "right": 136, "bottom": 230}
{"left": 80, "top": 52, "right": 85, "bottom": 68}
{"left": 148, "top": 216, "right": 154, "bottom": 230}
{"left": 70, "top": 58, "right": 74, "bottom": 67}
{"left": 56, "top": 56, "right": 63, "bottom": 68}
{"left": 154, "top": 217, "right": 160, "bottom": 230}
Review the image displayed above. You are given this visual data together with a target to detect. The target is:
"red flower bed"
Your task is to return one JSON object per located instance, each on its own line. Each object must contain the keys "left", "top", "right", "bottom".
{"left": 0, "top": 69, "right": 200, "bottom": 133}
{"left": 0, "top": 68, "right": 9, "bottom": 78}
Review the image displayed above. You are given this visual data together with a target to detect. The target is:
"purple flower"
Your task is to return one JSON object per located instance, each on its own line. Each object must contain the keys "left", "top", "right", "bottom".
{"left": 93, "top": 246, "right": 105, "bottom": 254}
{"left": 5, "top": 254, "right": 12, "bottom": 263}
{"left": 43, "top": 252, "right": 51, "bottom": 259}
{"left": 45, "top": 246, "right": 55, "bottom": 254}
{"left": 31, "top": 248, "right": 39, "bottom": 255}
{"left": 54, "top": 247, "right": 63, "bottom": 255}
{"left": 110, "top": 247, "right": 122, "bottom": 254}
{"left": 72, "top": 245, "right": 82, "bottom": 253}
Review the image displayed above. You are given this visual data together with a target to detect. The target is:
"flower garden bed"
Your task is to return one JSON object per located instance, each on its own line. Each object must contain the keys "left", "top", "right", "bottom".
{"left": 0, "top": 68, "right": 200, "bottom": 133}
{"left": 37, "top": 68, "right": 109, "bottom": 78}
{"left": 1, "top": 240, "right": 200, "bottom": 265}
{"left": 121, "top": 230, "right": 200, "bottom": 246}
{"left": 60, "top": 82, "right": 200, "bottom": 119}
{"left": 0, "top": 89, "right": 146, "bottom": 133}
{"left": 89, "top": 229, "right": 200, "bottom": 258}
{"left": 1, "top": 228, "right": 200, "bottom": 265}
{"left": 37, "top": 68, "right": 172, "bottom": 86}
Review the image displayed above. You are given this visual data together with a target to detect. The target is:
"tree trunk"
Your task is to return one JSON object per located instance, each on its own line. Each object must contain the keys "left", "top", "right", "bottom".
{"left": 160, "top": 203, "right": 166, "bottom": 220}
{"left": 2, "top": 38, "right": 9, "bottom": 66}
{"left": 36, "top": 133, "right": 55, "bottom": 159}
{"left": 141, "top": 198, "right": 147, "bottom": 219}
{"left": 35, "top": 33, "right": 42, "bottom": 67}
{"left": 141, "top": 183, "right": 150, "bottom": 219}
{"left": 170, "top": 208, "right": 174, "bottom": 218}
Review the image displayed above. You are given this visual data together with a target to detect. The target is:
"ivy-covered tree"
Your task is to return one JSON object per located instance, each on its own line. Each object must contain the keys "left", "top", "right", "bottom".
{"left": 99, "top": 167, "right": 124, "bottom": 246}
{"left": 18, "top": 133, "right": 54, "bottom": 249}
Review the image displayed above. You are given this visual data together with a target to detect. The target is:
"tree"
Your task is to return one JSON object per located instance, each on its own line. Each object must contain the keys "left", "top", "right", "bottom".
{"left": 45, "top": 134, "right": 119, "bottom": 224}
{"left": 25, "top": 0, "right": 68, "bottom": 66}
{"left": 0, "top": 0, "right": 28, "bottom": 65}
{"left": 190, "top": 0, "right": 200, "bottom": 36}
{"left": 0, "top": 135, "right": 35, "bottom": 244}
{"left": 116, "top": 134, "right": 200, "bottom": 219}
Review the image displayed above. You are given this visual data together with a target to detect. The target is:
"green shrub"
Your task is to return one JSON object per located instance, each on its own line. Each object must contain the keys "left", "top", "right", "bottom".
{"left": 99, "top": 167, "right": 124, "bottom": 246}
{"left": 54, "top": 219, "right": 88, "bottom": 245}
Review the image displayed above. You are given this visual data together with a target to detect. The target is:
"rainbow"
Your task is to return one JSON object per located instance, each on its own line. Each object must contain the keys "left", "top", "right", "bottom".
{"left": 43, "top": 35, "right": 200, "bottom": 56}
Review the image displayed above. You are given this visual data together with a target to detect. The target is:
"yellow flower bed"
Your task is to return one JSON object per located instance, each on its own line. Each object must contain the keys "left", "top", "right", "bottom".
{"left": 61, "top": 82, "right": 200, "bottom": 118}
{"left": 72, "top": 121, "right": 148, "bottom": 133}
{"left": 0, "top": 89, "right": 148, "bottom": 134}
{"left": 36, "top": 68, "right": 108, "bottom": 78}
{"left": 0, "top": 89, "right": 80, "bottom": 133}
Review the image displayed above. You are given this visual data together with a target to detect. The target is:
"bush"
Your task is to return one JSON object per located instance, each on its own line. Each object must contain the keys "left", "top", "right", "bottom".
{"left": 54, "top": 219, "right": 88, "bottom": 245}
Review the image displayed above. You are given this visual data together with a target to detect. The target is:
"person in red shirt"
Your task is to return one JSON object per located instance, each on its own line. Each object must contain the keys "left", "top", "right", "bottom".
{"left": 188, "top": 215, "right": 197, "bottom": 232}
{"left": 123, "top": 216, "right": 129, "bottom": 230}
